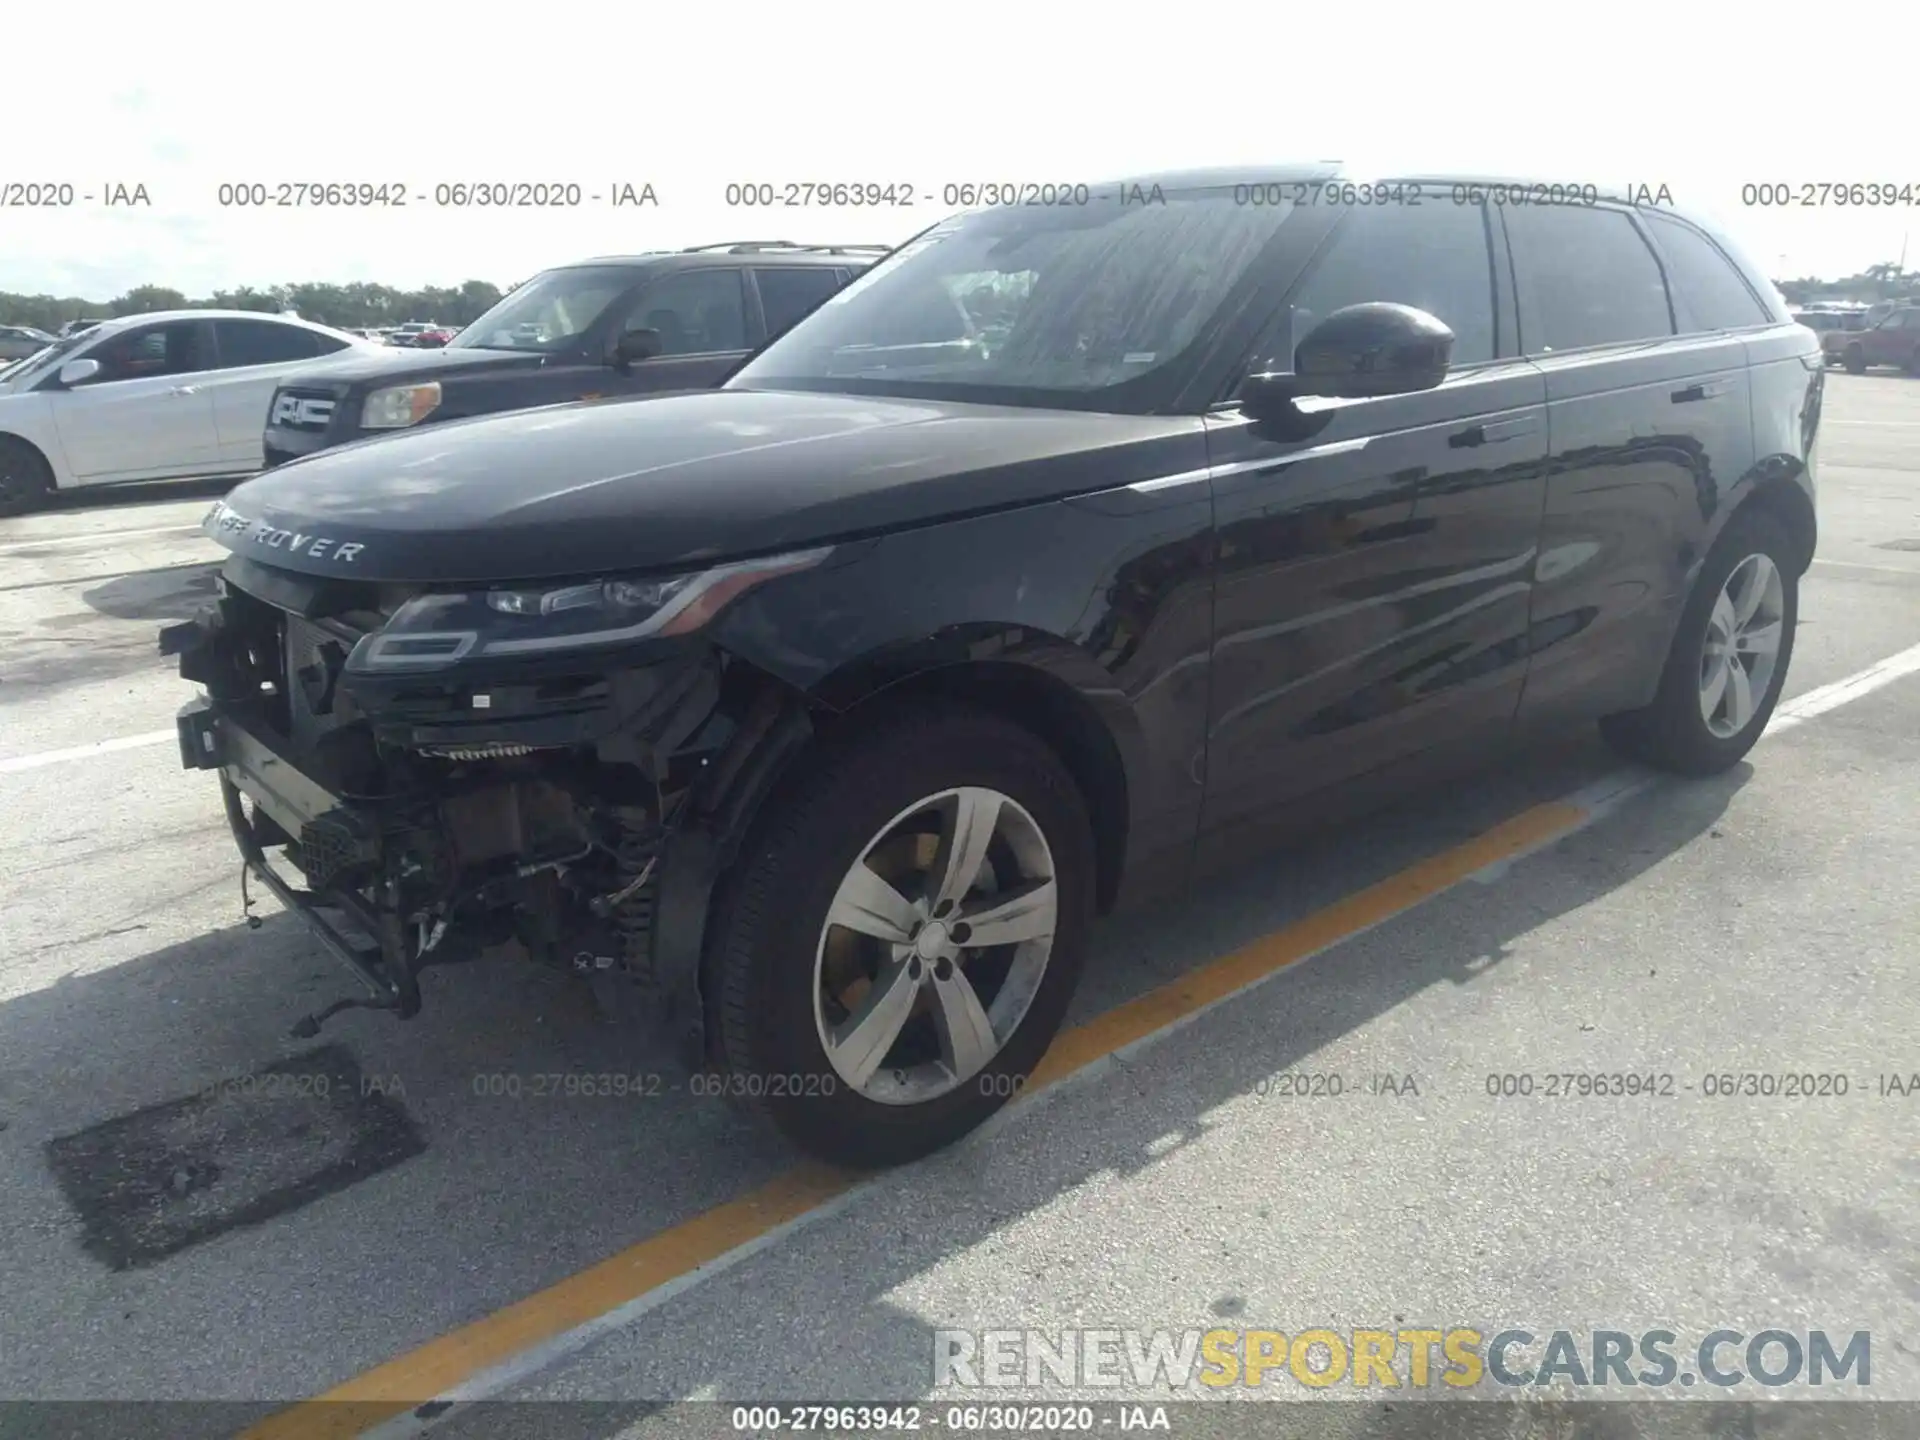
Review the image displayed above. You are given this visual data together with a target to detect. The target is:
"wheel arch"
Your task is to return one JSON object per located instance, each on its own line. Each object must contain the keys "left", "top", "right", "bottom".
{"left": 813, "top": 651, "right": 1134, "bottom": 917}
{"left": 0, "top": 428, "right": 57, "bottom": 474}
{"left": 651, "top": 630, "right": 1146, "bottom": 1069}
{"left": 0, "top": 429, "right": 59, "bottom": 513}
{"left": 1716, "top": 469, "right": 1817, "bottom": 577}
{"left": 780, "top": 621, "right": 1147, "bottom": 918}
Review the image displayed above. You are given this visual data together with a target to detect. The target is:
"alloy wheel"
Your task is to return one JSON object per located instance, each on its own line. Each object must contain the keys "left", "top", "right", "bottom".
{"left": 1699, "top": 552, "right": 1786, "bottom": 739}
{"left": 812, "top": 786, "right": 1058, "bottom": 1105}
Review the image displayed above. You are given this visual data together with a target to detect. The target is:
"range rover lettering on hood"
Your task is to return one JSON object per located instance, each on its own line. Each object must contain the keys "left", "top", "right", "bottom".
{"left": 205, "top": 500, "right": 365, "bottom": 563}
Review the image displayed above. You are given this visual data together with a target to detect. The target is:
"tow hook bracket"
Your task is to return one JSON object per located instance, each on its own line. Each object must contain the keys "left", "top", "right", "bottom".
{"left": 176, "top": 698, "right": 223, "bottom": 771}
{"left": 158, "top": 619, "right": 203, "bottom": 657}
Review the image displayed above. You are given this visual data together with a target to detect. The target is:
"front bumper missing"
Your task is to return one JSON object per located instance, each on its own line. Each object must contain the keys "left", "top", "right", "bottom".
{"left": 169, "top": 607, "right": 808, "bottom": 1065}
{"left": 178, "top": 696, "right": 420, "bottom": 1023}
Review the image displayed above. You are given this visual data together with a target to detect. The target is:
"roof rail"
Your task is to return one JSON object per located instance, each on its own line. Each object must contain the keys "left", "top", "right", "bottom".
{"left": 680, "top": 240, "right": 892, "bottom": 256}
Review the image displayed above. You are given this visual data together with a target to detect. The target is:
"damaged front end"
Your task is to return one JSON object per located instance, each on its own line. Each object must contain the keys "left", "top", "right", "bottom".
{"left": 161, "top": 554, "right": 819, "bottom": 1063}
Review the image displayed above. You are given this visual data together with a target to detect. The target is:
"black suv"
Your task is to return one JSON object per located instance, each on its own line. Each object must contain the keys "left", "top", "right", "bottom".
{"left": 259, "top": 243, "right": 885, "bottom": 467}
{"left": 166, "top": 168, "right": 1819, "bottom": 1168}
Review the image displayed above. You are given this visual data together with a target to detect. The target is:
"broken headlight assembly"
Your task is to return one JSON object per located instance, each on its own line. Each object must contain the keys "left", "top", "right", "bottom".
{"left": 343, "top": 546, "right": 834, "bottom": 673}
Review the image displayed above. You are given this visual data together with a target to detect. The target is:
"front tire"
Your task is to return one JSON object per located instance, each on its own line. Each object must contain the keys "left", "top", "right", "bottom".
{"left": 0, "top": 436, "right": 54, "bottom": 517}
{"left": 1599, "top": 509, "right": 1798, "bottom": 776}
{"left": 709, "top": 704, "right": 1095, "bottom": 1168}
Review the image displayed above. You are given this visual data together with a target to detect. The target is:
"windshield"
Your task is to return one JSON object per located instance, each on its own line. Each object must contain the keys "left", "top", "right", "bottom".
{"left": 729, "top": 190, "right": 1297, "bottom": 409}
{"left": 446, "top": 266, "right": 637, "bottom": 352}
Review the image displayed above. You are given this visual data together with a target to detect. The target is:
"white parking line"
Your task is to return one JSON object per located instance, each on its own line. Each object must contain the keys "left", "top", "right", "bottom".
{"left": 0, "top": 730, "right": 176, "bottom": 775}
{"left": 1811, "top": 558, "right": 1919, "bottom": 576}
{"left": 1766, "top": 639, "right": 1920, "bottom": 732}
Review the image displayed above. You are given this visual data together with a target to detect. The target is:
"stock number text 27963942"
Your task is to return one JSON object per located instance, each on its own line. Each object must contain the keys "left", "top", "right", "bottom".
{"left": 721, "top": 181, "right": 1116, "bottom": 209}
{"left": 213, "top": 181, "right": 659, "bottom": 208}
{"left": 1741, "top": 182, "right": 1919, "bottom": 207}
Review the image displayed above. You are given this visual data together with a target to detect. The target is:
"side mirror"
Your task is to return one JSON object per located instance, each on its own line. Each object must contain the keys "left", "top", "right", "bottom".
{"left": 1240, "top": 303, "right": 1453, "bottom": 420}
{"left": 59, "top": 358, "right": 103, "bottom": 386}
{"left": 612, "top": 328, "right": 664, "bottom": 366}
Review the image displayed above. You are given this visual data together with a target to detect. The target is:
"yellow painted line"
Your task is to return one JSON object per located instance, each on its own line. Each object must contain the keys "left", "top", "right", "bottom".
{"left": 237, "top": 1164, "right": 857, "bottom": 1440}
{"left": 1024, "top": 799, "right": 1588, "bottom": 1088}
{"left": 240, "top": 797, "right": 1590, "bottom": 1439}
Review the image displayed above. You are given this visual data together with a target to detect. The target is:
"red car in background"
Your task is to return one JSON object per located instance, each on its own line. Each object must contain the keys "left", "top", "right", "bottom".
{"left": 1821, "top": 304, "right": 1920, "bottom": 374}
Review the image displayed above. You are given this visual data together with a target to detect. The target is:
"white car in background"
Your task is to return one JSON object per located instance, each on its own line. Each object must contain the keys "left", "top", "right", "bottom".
{"left": 0, "top": 309, "right": 383, "bottom": 515}
{"left": 0, "top": 324, "right": 57, "bottom": 361}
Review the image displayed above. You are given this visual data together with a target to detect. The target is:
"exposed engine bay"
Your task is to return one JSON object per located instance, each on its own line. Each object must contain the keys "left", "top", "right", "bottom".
{"left": 162, "top": 556, "right": 810, "bottom": 1058}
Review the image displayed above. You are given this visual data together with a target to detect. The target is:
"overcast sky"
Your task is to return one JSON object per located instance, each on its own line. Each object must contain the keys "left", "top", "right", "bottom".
{"left": 3, "top": 1, "right": 1912, "bottom": 299}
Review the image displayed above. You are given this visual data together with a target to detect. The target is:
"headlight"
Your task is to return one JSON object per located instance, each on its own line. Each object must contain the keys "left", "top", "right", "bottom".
{"left": 345, "top": 547, "right": 834, "bottom": 672}
{"left": 361, "top": 382, "right": 442, "bottom": 429}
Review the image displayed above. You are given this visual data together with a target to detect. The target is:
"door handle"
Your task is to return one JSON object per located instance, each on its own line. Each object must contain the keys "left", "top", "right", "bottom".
{"left": 167, "top": 385, "right": 200, "bottom": 396}
{"left": 1670, "top": 381, "right": 1729, "bottom": 404}
{"left": 1447, "top": 416, "right": 1538, "bottom": 448}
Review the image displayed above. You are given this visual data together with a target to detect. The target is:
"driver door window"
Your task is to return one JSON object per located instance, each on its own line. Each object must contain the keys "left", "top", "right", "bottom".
{"left": 90, "top": 322, "right": 212, "bottom": 383}
{"left": 621, "top": 270, "right": 749, "bottom": 355}
{"left": 1278, "top": 202, "right": 1498, "bottom": 368}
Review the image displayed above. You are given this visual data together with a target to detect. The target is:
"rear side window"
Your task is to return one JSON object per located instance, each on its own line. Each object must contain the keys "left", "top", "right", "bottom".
{"left": 1641, "top": 212, "right": 1770, "bottom": 331}
{"left": 1504, "top": 204, "right": 1673, "bottom": 352}
{"left": 214, "top": 319, "right": 321, "bottom": 366}
{"left": 1283, "top": 201, "right": 1498, "bottom": 365}
{"left": 755, "top": 267, "right": 844, "bottom": 338}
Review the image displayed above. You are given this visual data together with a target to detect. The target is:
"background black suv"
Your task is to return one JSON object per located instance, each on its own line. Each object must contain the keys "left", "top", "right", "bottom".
{"left": 260, "top": 242, "right": 885, "bottom": 467}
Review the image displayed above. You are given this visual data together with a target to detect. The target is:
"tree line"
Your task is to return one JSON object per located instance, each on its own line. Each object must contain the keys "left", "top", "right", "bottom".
{"left": 1776, "top": 263, "right": 1919, "bottom": 306}
{"left": 0, "top": 279, "right": 516, "bottom": 334}
{"left": 0, "top": 262, "right": 1914, "bottom": 337}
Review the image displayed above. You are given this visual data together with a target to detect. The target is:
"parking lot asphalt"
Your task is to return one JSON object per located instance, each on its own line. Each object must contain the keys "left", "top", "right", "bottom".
{"left": 1, "top": 378, "right": 1917, "bottom": 1435}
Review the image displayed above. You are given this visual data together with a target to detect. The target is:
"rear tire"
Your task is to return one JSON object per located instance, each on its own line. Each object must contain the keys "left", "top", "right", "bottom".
{"left": 1599, "top": 508, "right": 1797, "bottom": 776}
{"left": 0, "top": 436, "right": 53, "bottom": 517}
{"left": 709, "top": 704, "right": 1094, "bottom": 1169}
{"left": 1842, "top": 346, "right": 1867, "bottom": 375}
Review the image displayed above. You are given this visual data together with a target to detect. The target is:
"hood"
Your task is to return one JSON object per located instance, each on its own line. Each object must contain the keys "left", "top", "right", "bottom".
{"left": 276, "top": 343, "right": 548, "bottom": 390}
{"left": 204, "top": 388, "right": 1206, "bottom": 584}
